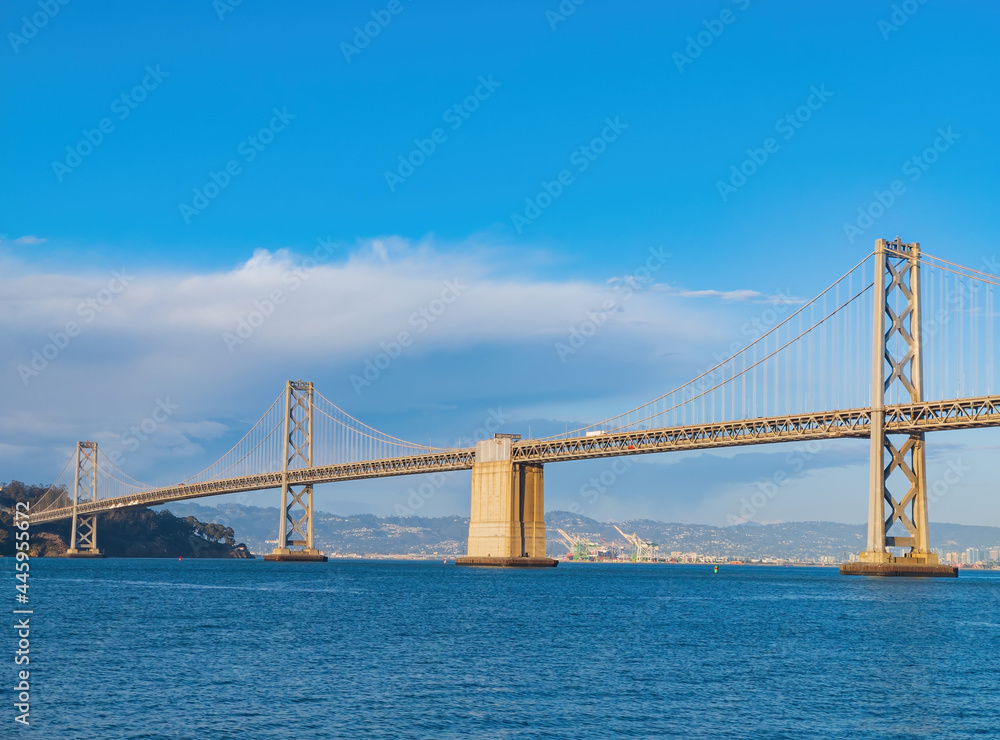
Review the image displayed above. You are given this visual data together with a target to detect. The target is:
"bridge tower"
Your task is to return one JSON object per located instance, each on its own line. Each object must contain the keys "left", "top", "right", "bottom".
{"left": 66, "top": 441, "right": 103, "bottom": 558}
{"left": 456, "top": 435, "right": 557, "bottom": 567}
{"left": 264, "top": 380, "right": 328, "bottom": 562}
{"left": 842, "top": 238, "right": 956, "bottom": 577}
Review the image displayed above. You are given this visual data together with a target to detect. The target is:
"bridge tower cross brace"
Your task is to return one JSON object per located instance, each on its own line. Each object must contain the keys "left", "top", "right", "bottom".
{"left": 860, "top": 237, "right": 940, "bottom": 569}
{"left": 67, "top": 441, "right": 102, "bottom": 557}
{"left": 266, "top": 380, "right": 327, "bottom": 562}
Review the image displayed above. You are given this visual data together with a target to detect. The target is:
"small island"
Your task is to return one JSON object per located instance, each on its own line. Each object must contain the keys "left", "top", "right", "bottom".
{"left": 1, "top": 481, "right": 254, "bottom": 559}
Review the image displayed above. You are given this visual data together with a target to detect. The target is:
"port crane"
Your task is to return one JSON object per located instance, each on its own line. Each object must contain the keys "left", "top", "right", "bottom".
{"left": 555, "top": 528, "right": 597, "bottom": 561}
{"left": 613, "top": 525, "right": 658, "bottom": 562}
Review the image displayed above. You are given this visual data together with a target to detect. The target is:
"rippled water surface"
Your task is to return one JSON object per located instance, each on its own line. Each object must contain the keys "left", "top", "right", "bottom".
{"left": 10, "top": 559, "right": 1000, "bottom": 739}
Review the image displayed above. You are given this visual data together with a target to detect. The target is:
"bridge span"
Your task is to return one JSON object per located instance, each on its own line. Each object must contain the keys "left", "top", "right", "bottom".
{"left": 27, "top": 239, "right": 1000, "bottom": 575}
{"left": 30, "top": 394, "right": 1000, "bottom": 526}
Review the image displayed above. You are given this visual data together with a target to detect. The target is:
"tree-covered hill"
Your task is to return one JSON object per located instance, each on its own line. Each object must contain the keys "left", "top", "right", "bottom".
{"left": 1, "top": 481, "right": 253, "bottom": 558}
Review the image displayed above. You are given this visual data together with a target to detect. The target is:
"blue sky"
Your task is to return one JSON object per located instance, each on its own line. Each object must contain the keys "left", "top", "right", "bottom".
{"left": 2, "top": 0, "right": 999, "bottom": 527}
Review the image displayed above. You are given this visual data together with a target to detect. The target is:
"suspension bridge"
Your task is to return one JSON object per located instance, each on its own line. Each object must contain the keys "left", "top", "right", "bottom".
{"left": 27, "top": 238, "right": 1000, "bottom": 575}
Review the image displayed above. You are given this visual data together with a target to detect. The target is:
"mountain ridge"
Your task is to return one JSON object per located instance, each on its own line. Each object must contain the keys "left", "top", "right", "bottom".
{"left": 160, "top": 502, "right": 1000, "bottom": 560}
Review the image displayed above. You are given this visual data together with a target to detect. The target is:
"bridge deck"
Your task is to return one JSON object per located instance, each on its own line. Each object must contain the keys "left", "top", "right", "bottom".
{"left": 29, "top": 396, "right": 1000, "bottom": 524}
{"left": 514, "top": 396, "right": 1000, "bottom": 463}
{"left": 30, "top": 450, "right": 476, "bottom": 524}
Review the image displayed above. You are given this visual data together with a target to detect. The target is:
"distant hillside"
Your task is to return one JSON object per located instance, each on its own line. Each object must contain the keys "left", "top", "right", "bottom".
{"left": 2, "top": 481, "right": 252, "bottom": 558}
{"left": 162, "top": 502, "right": 1000, "bottom": 560}
{"left": 162, "top": 502, "right": 468, "bottom": 556}
{"left": 548, "top": 512, "right": 1000, "bottom": 560}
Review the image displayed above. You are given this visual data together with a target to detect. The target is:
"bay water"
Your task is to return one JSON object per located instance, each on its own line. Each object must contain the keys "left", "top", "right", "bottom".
{"left": 10, "top": 559, "right": 1000, "bottom": 739}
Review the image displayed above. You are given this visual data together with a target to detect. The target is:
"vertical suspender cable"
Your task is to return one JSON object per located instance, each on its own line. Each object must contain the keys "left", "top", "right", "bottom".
{"left": 741, "top": 355, "right": 746, "bottom": 420}
{"left": 973, "top": 278, "right": 978, "bottom": 395}
{"left": 820, "top": 292, "right": 826, "bottom": 411}
{"left": 959, "top": 274, "right": 964, "bottom": 396}
{"left": 944, "top": 269, "right": 949, "bottom": 397}
{"left": 763, "top": 333, "right": 768, "bottom": 416}
{"left": 988, "top": 283, "right": 994, "bottom": 395}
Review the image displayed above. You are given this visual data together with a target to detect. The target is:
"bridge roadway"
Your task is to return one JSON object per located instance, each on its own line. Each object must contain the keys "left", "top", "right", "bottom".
{"left": 29, "top": 395, "right": 1000, "bottom": 525}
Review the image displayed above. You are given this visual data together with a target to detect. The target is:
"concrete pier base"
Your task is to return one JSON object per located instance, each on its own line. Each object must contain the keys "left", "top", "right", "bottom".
{"left": 455, "top": 556, "right": 558, "bottom": 568}
{"left": 840, "top": 561, "right": 957, "bottom": 577}
{"left": 64, "top": 549, "right": 104, "bottom": 559}
{"left": 842, "top": 551, "right": 956, "bottom": 577}
{"left": 458, "top": 437, "right": 553, "bottom": 567}
{"left": 264, "top": 549, "right": 328, "bottom": 562}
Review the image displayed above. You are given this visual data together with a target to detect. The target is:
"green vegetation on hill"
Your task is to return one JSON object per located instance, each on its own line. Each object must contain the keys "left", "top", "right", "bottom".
{"left": 1, "top": 481, "right": 253, "bottom": 558}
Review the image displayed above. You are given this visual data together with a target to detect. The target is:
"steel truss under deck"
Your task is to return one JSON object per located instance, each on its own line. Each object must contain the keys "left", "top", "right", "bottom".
{"left": 29, "top": 394, "right": 1000, "bottom": 526}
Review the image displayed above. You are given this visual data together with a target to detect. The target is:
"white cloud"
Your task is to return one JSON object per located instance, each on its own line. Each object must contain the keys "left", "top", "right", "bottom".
{"left": 0, "top": 442, "right": 33, "bottom": 459}
{"left": 14, "top": 235, "right": 46, "bottom": 245}
{"left": 3, "top": 237, "right": 996, "bottom": 526}
{"left": 3, "top": 238, "right": 733, "bottom": 361}
{"left": 668, "top": 287, "right": 762, "bottom": 301}
{"left": 0, "top": 237, "right": 785, "bottom": 487}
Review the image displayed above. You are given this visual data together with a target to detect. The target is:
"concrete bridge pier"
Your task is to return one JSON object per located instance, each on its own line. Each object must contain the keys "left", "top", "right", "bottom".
{"left": 66, "top": 441, "right": 103, "bottom": 559}
{"left": 456, "top": 436, "right": 557, "bottom": 567}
